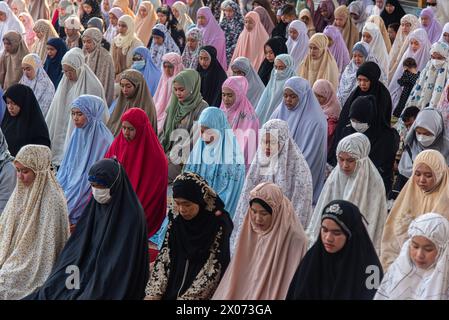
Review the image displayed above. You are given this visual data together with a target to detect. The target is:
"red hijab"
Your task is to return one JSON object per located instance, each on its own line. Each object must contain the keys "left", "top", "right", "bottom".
{"left": 105, "top": 108, "right": 168, "bottom": 237}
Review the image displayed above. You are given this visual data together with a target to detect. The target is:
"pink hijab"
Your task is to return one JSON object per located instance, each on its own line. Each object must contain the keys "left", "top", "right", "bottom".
{"left": 220, "top": 76, "right": 259, "bottom": 169}
{"left": 153, "top": 52, "right": 184, "bottom": 133}
{"left": 197, "top": 6, "right": 227, "bottom": 70}
{"left": 230, "top": 11, "right": 269, "bottom": 72}
{"left": 312, "top": 79, "right": 341, "bottom": 120}
{"left": 18, "top": 12, "right": 36, "bottom": 49}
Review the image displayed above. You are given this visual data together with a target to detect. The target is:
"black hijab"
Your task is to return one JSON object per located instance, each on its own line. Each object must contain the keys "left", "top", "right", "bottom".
{"left": 286, "top": 200, "right": 383, "bottom": 300}
{"left": 197, "top": 45, "right": 227, "bottom": 107}
{"left": 329, "top": 61, "right": 392, "bottom": 165}
{"left": 24, "top": 159, "right": 149, "bottom": 300}
{"left": 44, "top": 38, "right": 68, "bottom": 89}
{"left": 163, "top": 171, "right": 233, "bottom": 300}
{"left": 381, "top": 0, "right": 406, "bottom": 28}
{"left": 258, "top": 37, "right": 288, "bottom": 85}
{"left": 80, "top": 0, "right": 102, "bottom": 29}
{"left": 1, "top": 84, "right": 50, "bottom": 157}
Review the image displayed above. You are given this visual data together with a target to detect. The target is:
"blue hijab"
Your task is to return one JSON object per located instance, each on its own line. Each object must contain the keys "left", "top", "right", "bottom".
{"left": 132, "top": 46, "right": 161, "bottom": 96}
{"left": 44, "top": 38, "right": 68, "bottom": 89}
{"left": 57, "top": 95, "right": 114, "bottom": 225}
{"left": 270, "top": 76, "right": 328, "bottom": 205}
{"left": 184, "top": 107, "right": 245, "bottom": 217}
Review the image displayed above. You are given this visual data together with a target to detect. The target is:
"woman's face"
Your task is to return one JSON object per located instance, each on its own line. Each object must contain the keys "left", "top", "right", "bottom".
{"left": 421, "top": 15, "right": 430, "bottom": 28}
{"left": 22, "top": 63, "right": 36, "bottom": 80}
{"left": 362, "top": 31, "right": 373, "bottom": 44}
{"left": 109, "top": 13, "right": 118, "bottom": 26}
{"left": 139, "top": 6, "right": 148, "bottom": 18}
{"left": 82, "top": 36, "right": 95, "bottom": 53}
{"left": 314, "top": 91, "right": 327, "bottom": 105}
{"left": 244, "top": 16, "right": 255, "bottom": 32}
{"left": 121, "top": 120, "right": 137, "bottom": 141}
{"left": 321, "top": 218, "right": 347, "bottom": 253}
{"left": 6, "top": 97, "right": 20, "bottom": 117}
{"left": 413, "top": 162, "right": 436, "bottom": 192}
{"left": 320, "top": 8, "right": 328, "bottom": 18}
{"left": 157, "top": 12, "right": 168, "bottom": 25}
{"left": 250, "top": 201, "right": 273, "bottom": 232}
{"left": 198, "top": 50, "right": 211, "bottom": 69}
{"left": 34, "top": 29, "right": 44, "bottom": 39}
{"left": 152, "top": 34, "right": 164, "bottom": 45}
{"left": 46, "top": 45, "right": 57, "bottom": 58}
{"left": 0, "top": 11, "right": 7, "bottom": 22}
{"left": 117, "top": 21, "right": 128, "bottom": 35}
{"left": 444, "top": 32, "right": 449, "bottom": 44}
{"left": 65, "top": 27, "right": 78, "bottom": 38}
{"left": 288, "top": 28, "right": 299, "bottom": 40}
{"left": 223, "top": 7, "right": 234, "bottom": 20}
{"left": 172, "top": 7, "right": 179, "bottom": 19}
{"left": 410, "top": 235, "right": 438, "bottom": 270}
{"left": 385, "top": 3, "right": 395, "bottom": 14}
{"left": 231, "top": 66, "right": 245, "bottom": 77}
{"left": 401, "top": 21, "right": 412, "bottom": 35}
{"left": 410, "top": 39, "right": 420, "bottom": 53}
{"left": 264, "top": 45, "right": 275, "bottom": 63}
{"left": 334, "top": 16, "right": 345, "bottom": 28}
{"left": 15, "top": 161, "right": 36, "bottom": 187}
{"left": 309, "top": 43, "right": 321, "bottom": 59}
{"left": 300, "top": 15, "right": 309, "bottom": 25}
{"left": 357, "top": 75, "right": 371, "bottom": 92}
{"left": 63, "top": 64, "right": 78, "bottom": 81}
{"left": 103, "top": 0, "right": 110, "bottom": 12}
{"left": 283, "top": 88, "right": 299, "bottom": 110}
{"left": 197, "top": 14, "right": 207, "bottom": 27}
{"left": 187, "top": 36, "right": 198, "bottom": 50}
{"left": 71, "top": 107, "right": 87, "bottom": 128}
{"left": 338, "top": 152, "right": 357, "bottom": 176}
{"left": 173, "top": 81, "right": 189, "bottom": 102}
{"left": 200, "top": 125, "right": 219, "bottom": 145}
{"left": 3, "top": 39, "right": 12, "bottom": 53}
{"left": 174, "top": 197, "right": 200, "bottom": 220}
{"left": 163, "top": 61, "right": 175, "bottom": 77}
{"left": 82, "top": 3, "right": 93, "bottom": 14}
{"left": 221, "top": 87, "right": 236, "bottom": 108}
{"left": 353, "top": 51, "right": 365, "bottom": 67}
{"left": 120, "top": 79, "right": 136, "bottom": 98}
{"left": 11, "top": 4, "right": 20, "bottom": 16}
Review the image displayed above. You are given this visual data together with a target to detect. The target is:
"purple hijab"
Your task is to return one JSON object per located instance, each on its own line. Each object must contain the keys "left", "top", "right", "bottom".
{"left": 313, "top": 0, "right": 335, "bottom": 33}
{"left": 323, "top": 25, "right": 350, "bottom": 74}
{"left": 420, "top": 7, "right": 443, "bottom": 44}
{"left": 197, "top": 6, "right": 227, "bottom": 70}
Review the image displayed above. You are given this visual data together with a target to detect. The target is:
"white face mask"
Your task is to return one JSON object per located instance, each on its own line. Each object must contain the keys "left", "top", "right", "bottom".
{"left": 431, "top": 58, "right": 445, "bottom": 68}
{"left": 92, "top": 187, "right": 112, "bottom": 204}
{"left": 416, "top": 134, "right": 435, "bottom": 147}
{"left": 351, "top": 120, "right": 369, "bottom": 133}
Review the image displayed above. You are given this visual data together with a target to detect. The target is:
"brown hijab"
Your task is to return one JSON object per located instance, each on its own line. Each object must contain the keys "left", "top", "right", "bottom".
{"left": 334, "top": 5, "right": 359, "bottom": 53}
{"left": 0, "top": 31, "right": 30, "bottom": 90}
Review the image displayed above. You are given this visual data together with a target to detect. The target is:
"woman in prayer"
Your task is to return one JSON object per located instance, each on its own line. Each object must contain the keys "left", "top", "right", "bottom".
{"left": 253, "top": 5, "right": 275, "bottom": 36}
{"left": 63, "top": 16, "right": 83, "bottom": 50}
{"left": 131, "top": 46, "right": 161, "bottom": 96}
{"left": 154, "top": 52, "right": 184, "bottom": 132}
{"left": 145, "top": 171, "right": 232, "bottom": 300}
{"left": 18, "top": 12, "right": 35, "bottom": 50}
{"left": 32, "top": 19, "right": 59, "bottom": 63}
{"left": 219, "top": 1, "right": 243, "bottom": 67}
{"left": 196, "top": 46, "right": 227, "bottom": 107}
{"left": 255, "top": 54, "right": 295, "bottom": 127}
{"left": 286, "top": 20, "right": 309, "bottom": 69}
{"left": 299, "top": 8, "right": 316, "bottom": 38}
{"left": 298, "top": 33, "right": 339, "bottom": 90}
{"left": 0, "top": 129, "right": 16, "bottom": 214}
{"left": 186, "top": 0, "right": 203, "bottom": 22}
{"left": 381, "top": 0, "right": 406, "bottom": 28}
{"left": 108, "top": 69, "right": 157, "bottom": 136}
{"left": 159, "top": 69, "right": 208, "bottom": 182}
{"left": 420, "top": 7, "right": 442, "bottom": 44}
{"left": 0, "top": 2, "right": 25, "bottom": 53}
{"left": 0, "top": 31, "right": 29, "bottom": 90}
{"left": 54, "top": 0, "right": 77, "bottom": 38}
{"left": 135, "top": 1, "right": 157, "bottom": 47}
{"left": 287, "top": 200, "right": 383, "bottom": 300}
{"left": 1, "top": 84, "right": 50, "bottom": 156}
{"left": 196, "top": 6, "right": 227, "bottom": 70}
{"left": 25, "top": 158, "right": 149, "bottom": 300}
{"left": 80, "top": 0, "right": 102, "bottom": 29}
{"left": 381, "top": 149, "right": 449, "bottom": 270}
{"left": 312, "top": 79, "right": 341, "bottom": 152}
{"left": 220, "top": 76, "right": 259, "bottom": 170}
{"left": 113, "top": 0, "right": 135, "bottom": 17}
{"left": 57, "top": 95, "right": 114, "bottom": 227}
{"left": 111, "top": 15, "right": 144, "bottom": 80}
{"left": 172, "top": 1, "right": 194, "bottom": 36}
{"left": 45, "top": 47, "right": 108, "bottom": 167}
{"left": 230, "top": 11, "right": 268, "bottom": 73}
{"left": 10, "top": 0, "right": 28, "bottom": 16}
{"left": 28, "top": 0, "right": 50, "bottom": 21}
{"left": 213, "top": 182, "right": 308, "bottom": 300}
{"left": 323, "top": 25, "right": 350, "bottom": 74}
{"left": 257, "top": 36, "right": 288, "bottom": 86}
{"left": 362, "top": 22, "right": 389, "bottom": 78}
{"left": 333, "top": 5, "right": 359, "bottom": 53}
{"left": 0, "top": 145, "right": 69, "bottom": 300}
{"left": 181, "top": 27, "right": 202, "bottom": 70}
{"left": 82, "top": 28, "right": 115, "bottom": 106}
{"left": 149, "top": 23, "right": 180, "bottom": 69}
{"left": 43, "top": 37, "right": 67, "bottom": 89}
{"left": 184, "top": 107, "right": 245, "bottom": 217}
{"left": 19, "top": 53, "right": 55, "bottom": 116}
{"left": 106, "top": 108, "right": 167, "bottom": 238}
{"left": 155, "top": 5, "right": 185, "bottom": 52}
{"left": 307, "top": 133, "right": 388, "bottom": 252}
{"left": 313, "top": 0, "right": 335, "bottom": 33}
{"left": 270, "top": 76, "right": 328, "bottom": 205}
{"left": 376, "top": 213, "right": 449, "bottom": 300}
{"left": 348, "top": 0, "right": 368, "bottom": 33}
{"left": 230, "top": 119, "right": 313, "bottom": 252}
{"left": 229, "top": 57, "right": 265, "bottom": 107}
{"left": 104, "top": 7, "right": 123, "bottom": 44}
{"left": 367, "top": 15, "right": 392, "bottom": 53}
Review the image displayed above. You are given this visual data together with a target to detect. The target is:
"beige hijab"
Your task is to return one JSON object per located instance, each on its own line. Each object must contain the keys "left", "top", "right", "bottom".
{"left": 367, "top": 15, "right": 392, "bottom": 53}
{"left": 32, "top": 19, "right": 59, "bottom": 62}
{"left": 107, "top": 69, "right": 157, "bottom": 136}
{"left": 212, "top": 182, "right": 308, "bottom": 300}
{"left": 298, "top": 33, "right": 340, "bottom": 90}
{"left": 334, "top": 5, "right": 359, "bottom": 54}
{"left": 299, "top": 8, "right": 315, "bottom": 38}
{"left": 0, "top": 145, "right": 69, "bottom": 300}
{"left": 380, "top": 150, "right": 449, "bottom": 271}
{"left": 135, "top": 1, "right": 157, "bottom": 47}
{"left": 29, "top": 0, "right": 50, "bottom": 21}
{"left": 0, "top": 31, "right": 29, "bottom": 90}
{"left": 83, "top": 28, "right": 115, "bottom": 106}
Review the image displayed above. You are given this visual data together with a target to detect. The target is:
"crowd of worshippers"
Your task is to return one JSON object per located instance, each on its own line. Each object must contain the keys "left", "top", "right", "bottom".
{"left": 1, "top": 0, "right": 449, "bottom": 300}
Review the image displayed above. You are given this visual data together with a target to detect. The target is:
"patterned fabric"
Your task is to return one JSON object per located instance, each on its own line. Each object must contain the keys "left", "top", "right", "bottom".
{"left": 219, "top": 0, "right": 243, "bottom": 65}
{"left": 181, "top": 27, "right": 203, "bottom": 69}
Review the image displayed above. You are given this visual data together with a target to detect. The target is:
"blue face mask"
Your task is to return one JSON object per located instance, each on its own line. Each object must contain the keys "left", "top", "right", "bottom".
{"left": 132, "top": 60, "right": 146, "bottom": 71}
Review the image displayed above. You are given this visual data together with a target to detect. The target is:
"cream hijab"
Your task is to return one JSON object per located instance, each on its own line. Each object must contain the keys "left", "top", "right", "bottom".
{"left": 135, "top": 1, "right": 157, "bottom": 46}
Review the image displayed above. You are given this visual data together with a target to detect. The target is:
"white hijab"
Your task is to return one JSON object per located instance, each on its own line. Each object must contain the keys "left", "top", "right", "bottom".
{"left": 286, "top": 20, "right": 309, "bottom": 69}
{"left": 362, "top": 22, "right": 389, "bottom": 77}
{"left": 0, "top": 2, "right": 25, "bottom": 53}
{"left": 306, "top": 133, "right": 388, "bottom": 252}
{"left": 375, "top": 213, "right": 449, "bottom": 300}
{"left": 45, "top": 48, "right": 109, "bottom": 166}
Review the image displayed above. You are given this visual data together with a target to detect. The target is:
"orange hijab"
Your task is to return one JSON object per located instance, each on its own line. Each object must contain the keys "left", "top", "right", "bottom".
{"left": 113, "top": 0, "right": 135, "bottom": 17}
